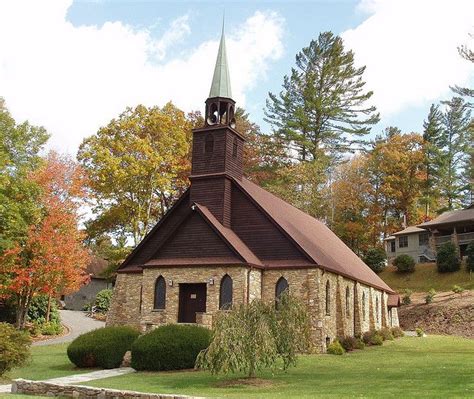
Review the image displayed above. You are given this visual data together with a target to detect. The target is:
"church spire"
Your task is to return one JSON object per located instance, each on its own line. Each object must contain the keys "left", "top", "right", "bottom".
{"left": 208, "top": 18, "right": 232, "bottom": 99}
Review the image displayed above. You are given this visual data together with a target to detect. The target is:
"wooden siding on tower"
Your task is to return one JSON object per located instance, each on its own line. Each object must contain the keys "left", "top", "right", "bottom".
{"left": 224, "top": 130, "right": 243, "bottom": 180}
{"left": 190, "top": 177, "right": 231, "bottom": 227}
{"left": 191, "top": 129, "right": 226, "bottom": 176}
{"left": 231, "top": 185, "right": 308, "bottom": 261}
{"left": 153, "top": 211, "right": 237, "bottom": 259}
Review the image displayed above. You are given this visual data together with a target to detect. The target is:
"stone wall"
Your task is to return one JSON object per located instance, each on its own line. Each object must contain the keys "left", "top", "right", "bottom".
{"left": 11, "top": 379, "right": 204, "bottom": 399}
{"left": 106, "top": 273, "right": 142, "bottom": 328}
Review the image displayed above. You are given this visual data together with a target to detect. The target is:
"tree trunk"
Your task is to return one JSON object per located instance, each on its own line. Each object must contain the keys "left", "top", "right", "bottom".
{"left": 248, "top": 360, "right": 256, "bottom": 378}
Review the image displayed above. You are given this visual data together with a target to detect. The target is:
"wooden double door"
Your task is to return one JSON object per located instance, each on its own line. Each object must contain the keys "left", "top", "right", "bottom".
{"left": 178, "top": 283, "right": 207, "bottom": 323}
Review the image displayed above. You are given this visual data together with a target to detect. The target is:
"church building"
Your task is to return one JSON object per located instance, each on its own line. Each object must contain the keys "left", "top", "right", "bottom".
{"left": 107, "top": 28, "right": 399, "bottom": 352}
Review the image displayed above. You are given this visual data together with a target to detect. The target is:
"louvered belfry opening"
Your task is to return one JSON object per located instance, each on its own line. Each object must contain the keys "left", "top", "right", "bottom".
{"left": 189, "top": 24, "right": 244, "bottom": 227}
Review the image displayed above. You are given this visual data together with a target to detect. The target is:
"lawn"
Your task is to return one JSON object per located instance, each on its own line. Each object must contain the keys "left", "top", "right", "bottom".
{"left": 81, "top": 336, "right": 474, "bottom": 398}
{"left": 0, "top": 343, "right": 92, "bottom": 385}
{"left": 379, "top": 263, "right": 474, "bottom": 292}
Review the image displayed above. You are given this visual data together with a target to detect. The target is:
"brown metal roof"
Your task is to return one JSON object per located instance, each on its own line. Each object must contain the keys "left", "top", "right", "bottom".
{"left": 418, "top": 206, "right": 474, "bottom": 228}
{"left": 391, "top": 226, "right": 426, "bottom": 236}
{"left": 236, "top": 178, "right": 394, "bottom": 293}
{"left": 388, "top": 294, "right": 400, "bottom": 307}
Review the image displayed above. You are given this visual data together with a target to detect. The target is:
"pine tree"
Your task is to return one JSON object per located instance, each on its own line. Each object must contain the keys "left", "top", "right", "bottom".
{"left": 265, "top": 31, "right": 379, "bottom": 163}
{"left": 440, "top": 97, "right": 472, "bottom": 209}
{"left": 422, "top": 104, "right": 445, "bottom": 216}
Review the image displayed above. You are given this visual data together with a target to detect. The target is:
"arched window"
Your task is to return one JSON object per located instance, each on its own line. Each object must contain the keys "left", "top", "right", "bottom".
{"left": 325, "top": 281, "right": 331, "bottom": 315}
{"left": 204, "top": 134, "right": 214, "bottom": 154}
{"left": 362, "top": 292, "right": 366, "bottom": 320}
{"left": 376, "top": 296, "right": 379, "bottom": 323}
{"left": 275, "top": 277, "right": 289, "bottom": 308}
{"left": 154, "top": 276, "right": 166, "bottom": 310}
{"left": 346, "top": 286, "right": 350, "bottom": 317}
{"left": 219, "top": 274, "right": 233, "bottom": 310}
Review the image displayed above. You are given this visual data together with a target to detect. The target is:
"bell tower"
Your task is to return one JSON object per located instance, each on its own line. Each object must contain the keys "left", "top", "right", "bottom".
{"left": 190, "top": 23, "right": 245, "bottom": 227}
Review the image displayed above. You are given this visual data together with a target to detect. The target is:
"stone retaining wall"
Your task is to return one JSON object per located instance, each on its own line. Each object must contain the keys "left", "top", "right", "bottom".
{"left": 12, "top": 379, "right": 205, "bottom": 399}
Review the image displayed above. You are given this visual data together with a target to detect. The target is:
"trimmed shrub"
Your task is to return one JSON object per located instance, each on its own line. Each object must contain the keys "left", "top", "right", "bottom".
{"left": 67, "top": 326, "right": 139, "bottom": 369}
{"left": 132, "top": 324, "right": 211, "bottom": 371}
{"left": 355, "top": 338, "right": 366, "bottom": 349}
{"left": 0, "top": 322, "right": 31, "bottom": 376}
{"left": 467, "top": 242, "right": 474, "bottom": 272}
{"left": 425, "top": 288, "right": 436, "bottom": 304}
{"left": 436, "top": 242, "right": 460, "bottom": 273}
{"left": 363, "top": 248, "right": 387, "bottom": 273}
{"left": 326, "top": 340, "right": 345, "bottom": 355}
{"left": 402, "top": 289, "right": 413, "bottom": 305}
{"left": 362, "top": 330, "right": 383, "bottom": 346}
{"left": 393, "top": 254, "right": 415, "bottom": 273}
{"left": 379, "top": 327, "right": 394, "bottom": 341}
{"left": 338, "top": 336, "right": 358, "bottom": 352}
{"left": 94, "top": 289, "right": 113, "bottom": 313}
{"left": 391, "top": 326, "right": 404, "bottom": 338}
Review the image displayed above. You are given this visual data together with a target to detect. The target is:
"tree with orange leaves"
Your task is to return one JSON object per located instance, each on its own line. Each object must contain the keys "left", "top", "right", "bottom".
{"left": 0, "top": 152, "right": 89, "bottom": 328}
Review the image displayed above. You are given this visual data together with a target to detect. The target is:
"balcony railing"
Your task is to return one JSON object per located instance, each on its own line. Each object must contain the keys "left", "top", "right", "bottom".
{"left": 435, "top": 235, "right": 452, "bottom": 245}
{"left": 458, "top": 232, "right": 474, "bottom": 243}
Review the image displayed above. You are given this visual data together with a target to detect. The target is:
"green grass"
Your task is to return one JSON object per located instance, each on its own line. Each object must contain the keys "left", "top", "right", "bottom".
{"left": 379, "top": 263, "right": 474, "bottom": 292}
{"left": 0, "top": 343, "right": 92, "bottom": 385}
{"left": 82, "top": 336, "right": 474, "bottom": 398}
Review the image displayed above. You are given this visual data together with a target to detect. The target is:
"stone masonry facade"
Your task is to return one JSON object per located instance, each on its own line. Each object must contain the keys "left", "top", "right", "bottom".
{"left": 107, "top": 266, "right": 398, "bottom": 353}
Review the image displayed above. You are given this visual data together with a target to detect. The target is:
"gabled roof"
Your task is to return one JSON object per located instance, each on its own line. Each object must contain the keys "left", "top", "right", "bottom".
{"left": 418, "top": 205, "right": 474, "bottom": 228}
{"left": 235, "top": 178, "right": 394, "bottom": 293}
{"left": 391, "top": 226, "right": 426, "bottom": 236}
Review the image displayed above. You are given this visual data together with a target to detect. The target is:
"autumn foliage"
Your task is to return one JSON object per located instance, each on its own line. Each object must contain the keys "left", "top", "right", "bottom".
{"left": 0, "top": 152, "right": 90, "bottom": 328}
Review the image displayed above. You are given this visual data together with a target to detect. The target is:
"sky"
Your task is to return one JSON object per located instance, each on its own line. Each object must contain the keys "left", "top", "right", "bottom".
{"left": 0, "top": 0, "right": 473, "bottom": 154}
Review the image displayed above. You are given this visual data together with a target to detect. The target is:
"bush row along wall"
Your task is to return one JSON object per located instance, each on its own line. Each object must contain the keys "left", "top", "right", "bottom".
{"left": 12, "top": 379, "right": 205, "bottom": 399}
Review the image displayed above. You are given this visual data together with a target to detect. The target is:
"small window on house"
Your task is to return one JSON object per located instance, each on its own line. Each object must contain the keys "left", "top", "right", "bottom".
{"left": 275, "top": 277, "right": 289, "bottom": 308}
{"left": 419, "top": 232, "right": 429, "bottom": 246}
{"left": 204, "top": 134, "right": 214, "bottom": 154}
{"left": 390, "top": 240, "right": 396, "bottom": 253}
{"left": 399, "top": 235, "right": 408, "bottom": 248}
{"left": 154, "top": 276, "right": 166, "bottom": 310}
{"left": 362, "top": 292, "right": 366, "bottom": 321}
{"left": 345, "top": 286, "right": 350, "bottom": 317}
{"left": 325, "top": 281, "right": 331, "bottom": 315}
{"left": 232, "top": 137, "right": 238, "bottom": 157}
{"left": 219, "top": 274, "right": 233, "bottom": 310}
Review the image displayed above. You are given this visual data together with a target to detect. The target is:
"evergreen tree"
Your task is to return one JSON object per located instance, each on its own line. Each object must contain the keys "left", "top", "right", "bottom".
{"left": 422, "top": 104, "right": 445, "bottom": 216}
{"left": 265, "top": 31, "right": 379, "bottom": 163}
{"left": 451, "top": 37, "right": 474, "bottom": 101}
{"left": 440, "top": 97, "right": 472, "bottom": 209}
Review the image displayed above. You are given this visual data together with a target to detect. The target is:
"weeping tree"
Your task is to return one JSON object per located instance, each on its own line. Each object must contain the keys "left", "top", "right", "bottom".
{"left": 196, "top": 293, "right": 309, "bottom": 378}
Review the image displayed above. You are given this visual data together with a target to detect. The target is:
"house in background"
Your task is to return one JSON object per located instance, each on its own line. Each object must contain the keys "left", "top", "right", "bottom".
{"left": 63, "top": 256, "right": 112, "bottom": 310}
{"left": 385, "top": 204, "right": 474, "bottom": 263}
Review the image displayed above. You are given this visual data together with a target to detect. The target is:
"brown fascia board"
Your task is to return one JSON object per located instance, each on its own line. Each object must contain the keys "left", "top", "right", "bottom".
{"left": 192, "top": 124, "right": 247, "bottom": 142}
{"left": 118, "top": 188, "right": 190, "bottom": 270}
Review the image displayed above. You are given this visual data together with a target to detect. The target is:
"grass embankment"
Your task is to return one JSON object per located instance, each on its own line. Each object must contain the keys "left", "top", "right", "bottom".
{"left": 82, "top": 336, "right": 474, "bottom": 399}
{"left": 379, "top": 263, "right": 474, "bottom": 292}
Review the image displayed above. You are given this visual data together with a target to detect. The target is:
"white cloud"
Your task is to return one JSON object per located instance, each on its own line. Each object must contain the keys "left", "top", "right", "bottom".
{"left": 342, "top": 0, "right": 474, "bottom": 118}
{"left": 0, "top": 1, "right": 284, "bottom": 153}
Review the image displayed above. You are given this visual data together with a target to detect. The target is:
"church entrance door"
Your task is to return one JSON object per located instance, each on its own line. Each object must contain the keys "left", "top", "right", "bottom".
{"left": 178, "top": 283, "right": 207, "bottom": 323}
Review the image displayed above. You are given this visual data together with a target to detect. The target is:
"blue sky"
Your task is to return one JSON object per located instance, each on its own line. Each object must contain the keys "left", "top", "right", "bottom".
{"left": 0, "top": 0, "right": 473, "bottom": 152}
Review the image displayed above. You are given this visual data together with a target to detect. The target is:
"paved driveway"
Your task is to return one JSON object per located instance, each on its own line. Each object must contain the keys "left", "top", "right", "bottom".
{"left": 33, "top": 310, "right": 105, "bottom": 346}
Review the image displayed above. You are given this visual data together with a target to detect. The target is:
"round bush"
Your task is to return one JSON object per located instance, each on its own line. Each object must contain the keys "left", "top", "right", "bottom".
{"left": 379, "top": 327, "right": 394, "bottom": 341}
{"left": 362, "top": 330, "right": 383, "bottom": 346}
{"left": 393, "top": 254, "right": 415, "bottom": 273}
{"left": 131, "top": 324, "right": 211, "bottom": 371}
{"left": 363, "top": 248, "right": 387, "bottom": 273}
{"left": 67, "top": 326, "right": 139, "bottom": 369}
{"left": 437, "top": 242, "right": 460, "bottom": 273}
{"left": 0, "top": 322, "right": 31, "bottom": 376}
{"left": 338, "top": 336, "right": 358, "bottom": 352}
{"left": 391, "top": 326, "right": 404, "bottom": 338}
{"left": 326, "top": 340, "right": 345, "bottom": 355}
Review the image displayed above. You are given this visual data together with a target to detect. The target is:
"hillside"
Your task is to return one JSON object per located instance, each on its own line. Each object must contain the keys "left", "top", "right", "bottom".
{"left": 379, "top": 263, "right": 474, "bottom": 292}
{"left": 398, "top": 291, "right": 474, "bottom": 339}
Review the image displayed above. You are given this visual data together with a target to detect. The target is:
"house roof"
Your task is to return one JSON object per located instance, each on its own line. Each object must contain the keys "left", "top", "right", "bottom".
{"left": 236, "top": 178, "right": 394, "bottom": 293}
{"left": 391, "top": 226, "right": 426, "bottom": 236}
{"left": 418, "top": 205, "right": 474, "bottom": 228}
{"left": 388, "top": 294, "right": 400, "bottom": 307}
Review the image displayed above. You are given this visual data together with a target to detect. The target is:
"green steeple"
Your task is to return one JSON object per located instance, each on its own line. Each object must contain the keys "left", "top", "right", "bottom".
{"left": 208, "top": 22, "right": 232, "bottom": 99}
